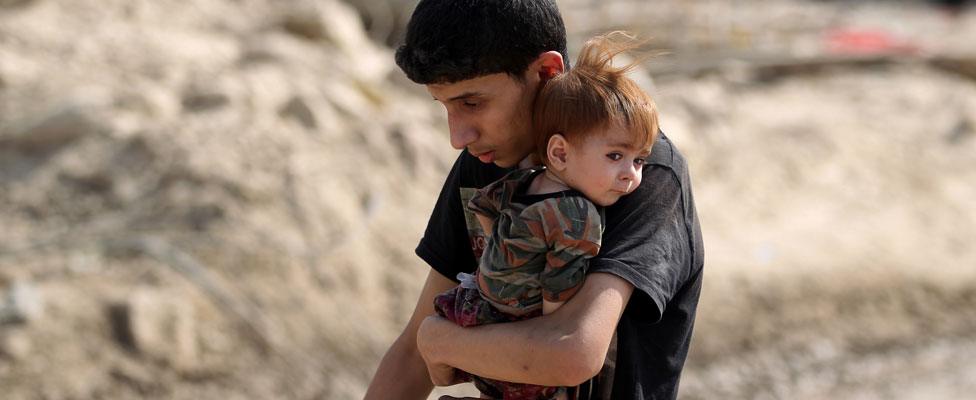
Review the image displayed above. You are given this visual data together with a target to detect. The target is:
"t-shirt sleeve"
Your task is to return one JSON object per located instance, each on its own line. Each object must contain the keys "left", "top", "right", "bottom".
{"left": 531, "top": 196, "right": 603, "bottom": 303}
{"left": 415, "top": 153, "right": 478, "bottom": 282}
{"left": 589, "top": 165, "right": 692, "bottom": 323}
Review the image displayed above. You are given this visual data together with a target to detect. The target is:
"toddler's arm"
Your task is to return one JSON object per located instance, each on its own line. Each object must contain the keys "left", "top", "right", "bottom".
{"left": 543, "top": 299, "right": 565, "bottom": 314}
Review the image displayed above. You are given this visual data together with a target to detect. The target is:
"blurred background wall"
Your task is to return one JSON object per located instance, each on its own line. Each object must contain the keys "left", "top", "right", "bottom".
{"left": 0, "top": 0, "right": 974, "bottom": 399}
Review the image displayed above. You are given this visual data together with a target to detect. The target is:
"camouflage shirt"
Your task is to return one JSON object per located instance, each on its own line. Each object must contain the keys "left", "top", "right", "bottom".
{"left": 467, "top": 166, "right": 604, "bottom": 315}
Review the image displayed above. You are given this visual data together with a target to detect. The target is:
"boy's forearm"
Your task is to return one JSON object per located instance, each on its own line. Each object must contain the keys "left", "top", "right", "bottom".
{"left": 419, "top": 313, "right": 579, "bottom": 386}
{"left": 366, "top": 269, "right": 458, "bottom": 399}
{"left": 418, "top": 272, "right": 634, "bottom": 387}
{"left": 364, "top": 334, "right": 433, "bottom": 400}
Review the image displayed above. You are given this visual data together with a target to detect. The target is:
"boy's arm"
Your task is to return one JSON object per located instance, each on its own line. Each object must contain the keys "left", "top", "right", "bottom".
{"left": 364, "top": 269, "right": 458, "bottom": 400}
{"left": 418, "top": 271, "right": 633, "bottom": 387}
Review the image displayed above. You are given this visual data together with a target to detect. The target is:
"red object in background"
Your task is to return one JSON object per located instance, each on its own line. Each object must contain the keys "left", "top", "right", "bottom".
{"left": 824, "top": 28, "right": 921, "bottom": 56}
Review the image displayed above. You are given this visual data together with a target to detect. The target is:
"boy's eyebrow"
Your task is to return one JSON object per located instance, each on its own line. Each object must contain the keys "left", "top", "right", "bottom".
{"left": 446, "top": 91, "right": 483, "bottom": 102}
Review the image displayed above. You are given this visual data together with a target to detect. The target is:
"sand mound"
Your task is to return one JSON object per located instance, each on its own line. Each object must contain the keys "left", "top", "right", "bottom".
{"left": 1, "top": 0, "right": 975, "bottom": 399}
{"left": 0, "top": 0, "right": 453, "bottom": 398}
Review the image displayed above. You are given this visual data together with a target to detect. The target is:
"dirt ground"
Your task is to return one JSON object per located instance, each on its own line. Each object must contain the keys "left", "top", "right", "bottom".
{"left": 1, "top": 0, "right": 975, "bottom": 399}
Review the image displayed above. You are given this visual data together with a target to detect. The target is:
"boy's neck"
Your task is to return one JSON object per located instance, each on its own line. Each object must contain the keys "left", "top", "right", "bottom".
{"left": 517, "top": 153, "right": 542, "bottom": 169}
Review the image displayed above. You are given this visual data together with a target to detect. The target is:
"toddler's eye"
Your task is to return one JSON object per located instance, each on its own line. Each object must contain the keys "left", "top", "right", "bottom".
{"left": 606, "top": 153, "right": 623, "bottom": 161}
{"left": 463, "top": 101, "right": 479, "bottom": 109}
{"left": 634, "top": 158, "right": 646, "bottom": 166}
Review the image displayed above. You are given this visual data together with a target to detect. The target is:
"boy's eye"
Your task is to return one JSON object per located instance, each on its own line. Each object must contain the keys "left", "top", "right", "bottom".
{"left": 634, "top": 158, "right": 646, "bottom": 166}
{"left": 606, "top": 152, "right": 623, "bottom": 161}
{"left": 462, "top": 101, "right": 479, "bottom": 108}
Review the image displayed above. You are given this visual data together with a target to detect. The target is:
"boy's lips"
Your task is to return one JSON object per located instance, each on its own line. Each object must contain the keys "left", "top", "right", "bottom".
{"left": 473, "top": 150, "right": 495, "bottom": 163}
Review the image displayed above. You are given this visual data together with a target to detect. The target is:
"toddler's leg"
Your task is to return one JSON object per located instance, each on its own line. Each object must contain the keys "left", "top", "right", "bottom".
{"left": 433, "top": 286, "right": 462, "bottom": 323}
{"left": 435, "top": 285, "right": 515, "bottom": 327}
{"left": 472, "top": 376, "right": 560, "bottom": 400}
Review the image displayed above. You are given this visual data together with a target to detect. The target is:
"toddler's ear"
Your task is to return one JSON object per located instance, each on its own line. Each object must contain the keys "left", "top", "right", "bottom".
{"left": 547, "top": 134, "right": 569, "bottom": 171}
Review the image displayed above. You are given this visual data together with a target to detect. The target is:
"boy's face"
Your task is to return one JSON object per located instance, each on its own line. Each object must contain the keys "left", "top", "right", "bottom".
{"left": 427, "top": 71, "right": 541, "bottom": 168}
{"left": 560, "top": 124, "right": 652, "bottom": 207}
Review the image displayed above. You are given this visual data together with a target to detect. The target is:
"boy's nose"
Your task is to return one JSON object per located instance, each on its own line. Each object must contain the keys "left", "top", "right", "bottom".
{"left": 448, "top": 115, "right": 478, "bottom": 150}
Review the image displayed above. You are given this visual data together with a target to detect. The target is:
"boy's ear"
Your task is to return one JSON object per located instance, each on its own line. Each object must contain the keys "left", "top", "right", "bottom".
{"left": 534, "top": 51, "right": 564, "bottom": 81}
{"left": 547, "top": 134, "right": 569, "bottom": 171}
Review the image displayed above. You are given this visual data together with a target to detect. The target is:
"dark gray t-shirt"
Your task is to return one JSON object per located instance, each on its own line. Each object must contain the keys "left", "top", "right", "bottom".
{"left": 416, "top": 134, "right": 704, "bottom": 400}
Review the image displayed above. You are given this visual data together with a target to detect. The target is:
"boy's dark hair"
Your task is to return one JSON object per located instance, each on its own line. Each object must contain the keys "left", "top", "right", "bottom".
{"left": 395, "top": 0, "right": 568, "bottom": 84}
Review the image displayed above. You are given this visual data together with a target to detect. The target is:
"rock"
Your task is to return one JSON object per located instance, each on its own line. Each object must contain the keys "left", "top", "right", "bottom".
{"left": 0, "top": 105, "right": 106, "bottom": 155}
{"left": 387, "top": 126, "right": 417, "bottom": 176}
{"left": 930, "top": 56, "right": 976, "bottom": 82}
{"left": 279, "top": 0, "right": 371, "bottom": 46}
{"left": 109, "top": 289, "right": 197, "bottom": 366}
{"left": 0, "top": 281, "right": 44, "bottom": 325}
{"left": 279, "top": 96, "right": 317, "bottom": 129}
{"left": 0, "top": 271, "right": 11, "bottom": 288}
{"left": 280, "top": 11, "right": 325, "bottom": 41}
{"left": 0, "top": 329, "right": 31, "bottom": 360}
{"left": 278, "top": 0, "right": 391, "bottom": 82}
{"left": 0, "top": 0, "right": 34, "bottom": 9}
{"left": 946, "top": 118, "right": 973, "bottom": 144}
{"left": 318, "top": 0, "right": 377, "bottom": 53}
{"left": 109, "top": 359, "right": 169, "bottom": 395}
{"left": 181, "top": 92, "right": 229, "bottom": 113}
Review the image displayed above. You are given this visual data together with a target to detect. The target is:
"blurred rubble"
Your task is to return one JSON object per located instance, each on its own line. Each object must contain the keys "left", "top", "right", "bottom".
{"left": 109, "top": 288, "right": 197, "bottom": 366}
{"left": 0, "top": 0, "right": 974, "bottom": 399}
{"left": 0, "top": 281, "right": 44, "bottom": 325}
{"left": 1, "top": 0, "right": 450, "bottom": 398}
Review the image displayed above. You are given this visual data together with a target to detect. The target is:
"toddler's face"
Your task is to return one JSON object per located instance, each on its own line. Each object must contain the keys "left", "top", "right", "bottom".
{"left": 561, "top": 125, "right": 651, "bottom": 207}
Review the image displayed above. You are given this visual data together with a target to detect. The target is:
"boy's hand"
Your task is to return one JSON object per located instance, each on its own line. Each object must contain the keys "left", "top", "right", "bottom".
{"left": 418, "top": 315, "right": 462, "bottom": 386}
{"left": 428, "top": 362, "right": 458, "bottom": 387}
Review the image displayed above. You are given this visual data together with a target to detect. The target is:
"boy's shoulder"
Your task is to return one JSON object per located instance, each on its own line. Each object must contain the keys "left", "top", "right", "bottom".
{"left": 646, "top": 132, "right": 679, "bottom": 170}
{"left": 604, "top": 133, "right": 689, "bottom": 216}
{"left": 643, "top": 133, "right": 692, "bottom": 191}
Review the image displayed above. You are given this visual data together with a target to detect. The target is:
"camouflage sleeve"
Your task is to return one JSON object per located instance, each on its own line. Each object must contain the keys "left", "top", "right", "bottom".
{"left": 529, "top": 196, "right": 603, "bottom": 302}
{"left": 466, "top": 175, "right": 506, "bottom": 220}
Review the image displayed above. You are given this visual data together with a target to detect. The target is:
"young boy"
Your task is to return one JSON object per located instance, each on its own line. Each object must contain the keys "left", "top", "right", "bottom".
{"left": 366, "top": 1, "right": 704, "bottom": 399}
{"left": 433, "top": 32, "right": 658, "bottom": 400}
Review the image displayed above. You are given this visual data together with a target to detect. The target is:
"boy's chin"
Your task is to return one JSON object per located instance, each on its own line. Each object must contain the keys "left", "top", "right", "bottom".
{"left": 490, "top": 157, "right": 519, "bottom": 168}
{"left": 512, "top": 155, "right": 539, "bottom": 169}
